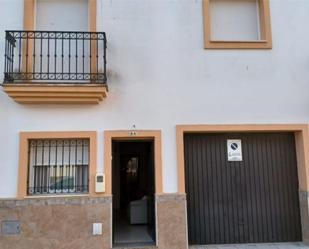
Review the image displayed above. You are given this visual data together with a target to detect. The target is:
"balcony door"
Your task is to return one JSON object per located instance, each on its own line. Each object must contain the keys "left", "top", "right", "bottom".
{"left": 36, "top": 0, "right": 88, "bottom": 31}
{"left": 34, "top": 0, "right": 91, "bottom": 83}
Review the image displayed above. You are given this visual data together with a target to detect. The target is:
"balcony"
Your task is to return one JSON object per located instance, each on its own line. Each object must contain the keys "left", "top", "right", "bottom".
{"left": 2, "top": 30, "right": 107, "bottom": 104}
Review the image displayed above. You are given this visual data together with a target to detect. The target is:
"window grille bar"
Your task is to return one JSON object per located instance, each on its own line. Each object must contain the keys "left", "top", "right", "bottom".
{"left": 54, "top": 36, "right": 57, "bottom": 77}
{"left": 48, "top": 142, "right": 51, "bottom": 191}
{"left": 7, "top": 40, "right": 10, "bottom": 75}
{"left": 68, "top": 141, "right": 71, "bottom": 190}
{"left": 55, "top": 141, "right": 58, "bottom": 192}
{"left": 34, "top": 141, "right": 38, "bottom": 192}
{"left": 81, "top": 141, "right": 84, "bottom": 192}
{"left": 76, "top": 33, "right": 78, "bottom": 79}
{"left": 18, "top": 36, "right": 22, "bottom": 73}
{"left": 89, "top": 36, "right": 92, "bottom": 77}
{"left": 4, "top": 36, "right": 8, "bottom": 81}
{"left": 68, "top": 36, "right": 71, "bottom": 77}
{"left": 9, "top": 40, "right": 14, "bottom": 76}
{"left": 26, "top": 33, "right": 29, "bottom": 74}
{"left": 96, "top": 36, "right": 99, "bottom": 77}
{"left": 33, "top": 36, "right": 36, "bottom": 73}
{"left": 40, "top": 141, "right": 44, "bottom": 193}
{"left": 103, "top": 33, "right": 107, "bottom": 82}
{"left": 47, "top": 36, "right": 50, "bottom": 75}
{"left": 40, "top": 35, "right": 43, "bottom": 74}
{"left": 61, "top": 33, "right": 64, "bottom": 77}
{"left": 82, "top": 34, "right": 85, "bottom": 77}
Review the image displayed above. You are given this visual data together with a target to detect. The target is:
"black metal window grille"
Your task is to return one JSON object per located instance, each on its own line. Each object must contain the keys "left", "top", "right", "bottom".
{"left": 4, "top": 30, "right": 107, "bottom": 84}
{"left": 27, "top": 139, "right": 89, "bottom": 195}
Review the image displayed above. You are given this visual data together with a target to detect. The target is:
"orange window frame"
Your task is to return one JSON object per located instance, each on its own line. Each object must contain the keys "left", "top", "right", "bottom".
{"left": 203, "top": 0, "right": 272, "bottom": 49}
{"left": 18, "top": 131, "right": 98, "bottom": 198}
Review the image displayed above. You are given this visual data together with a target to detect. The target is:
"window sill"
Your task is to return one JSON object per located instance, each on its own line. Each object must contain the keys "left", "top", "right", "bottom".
{"left": 24, "top": 194, "right": 90, "bottom": 199}
{"left": 2, "top": 83, "right": 108, "bottom": 104}
{"left": 205, "top": 39, "right": 272, "bottom": 49}
{"left": 21, "top": 193, "right": 110, "bottom": 199}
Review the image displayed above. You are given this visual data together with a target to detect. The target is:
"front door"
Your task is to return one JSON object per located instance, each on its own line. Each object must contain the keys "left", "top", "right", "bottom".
{"left": 112, "top": 140, "right": 156, "bottom": 247}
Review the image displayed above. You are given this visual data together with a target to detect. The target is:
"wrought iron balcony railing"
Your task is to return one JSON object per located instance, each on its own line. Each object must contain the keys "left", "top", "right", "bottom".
{"left": 3, "top": 30, "right": 107, "bottom": 84}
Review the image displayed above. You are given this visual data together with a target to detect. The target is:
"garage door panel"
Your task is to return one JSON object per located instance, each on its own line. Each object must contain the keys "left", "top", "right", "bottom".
{"left": 185, "top": 133, "right": 302, "bottom": 245}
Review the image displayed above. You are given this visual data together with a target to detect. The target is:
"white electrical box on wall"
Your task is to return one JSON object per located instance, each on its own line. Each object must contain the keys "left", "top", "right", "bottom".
{"left": 95, "top": 173, "right": 105, "bottom": 193}
{"left": 92, "top": 223, "right": 102, "bottom": 235}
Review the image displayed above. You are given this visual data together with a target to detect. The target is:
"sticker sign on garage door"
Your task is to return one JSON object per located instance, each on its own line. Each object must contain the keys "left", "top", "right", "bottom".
{"left": 227, "top": 139, "right": 242, "bottom": 161}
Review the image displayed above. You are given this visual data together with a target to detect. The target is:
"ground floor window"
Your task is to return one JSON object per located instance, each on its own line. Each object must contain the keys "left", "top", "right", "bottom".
{"left": 27, "top": 139, "right": 89, "bottom": 195}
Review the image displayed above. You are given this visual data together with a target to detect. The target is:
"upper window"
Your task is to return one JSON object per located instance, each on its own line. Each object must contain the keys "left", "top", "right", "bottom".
{"left": 203, "top": 0, "right": 272, "bottom": 49}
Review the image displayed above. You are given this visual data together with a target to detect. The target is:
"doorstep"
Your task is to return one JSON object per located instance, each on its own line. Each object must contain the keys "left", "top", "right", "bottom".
{"left": 112, "top": 246, "right": 156, "bottom": 249}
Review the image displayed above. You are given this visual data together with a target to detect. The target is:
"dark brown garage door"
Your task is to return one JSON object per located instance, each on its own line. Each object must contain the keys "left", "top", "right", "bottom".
{"left": 184, "top": 133, "right": 302, "bottom": 245}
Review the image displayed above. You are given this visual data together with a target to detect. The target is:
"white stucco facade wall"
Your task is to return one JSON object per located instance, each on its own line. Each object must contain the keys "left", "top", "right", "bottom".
{"left": 0, "top": 0, "right": 309, "bottom": 197}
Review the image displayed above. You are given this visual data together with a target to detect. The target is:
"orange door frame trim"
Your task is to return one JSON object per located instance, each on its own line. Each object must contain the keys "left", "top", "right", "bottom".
{"left": 104, "top": 130, "right": 163, "bottom": 196}
{"left": 17, "top": 131, "right": 97, "bottom": 198}
{"left": 176, "top": 124, "right": 309, "bottom": 194}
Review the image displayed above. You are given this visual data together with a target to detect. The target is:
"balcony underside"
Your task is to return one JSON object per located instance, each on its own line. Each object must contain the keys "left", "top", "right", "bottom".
{"left": 3, "top": 83, "right": 108, "bottom": 104}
